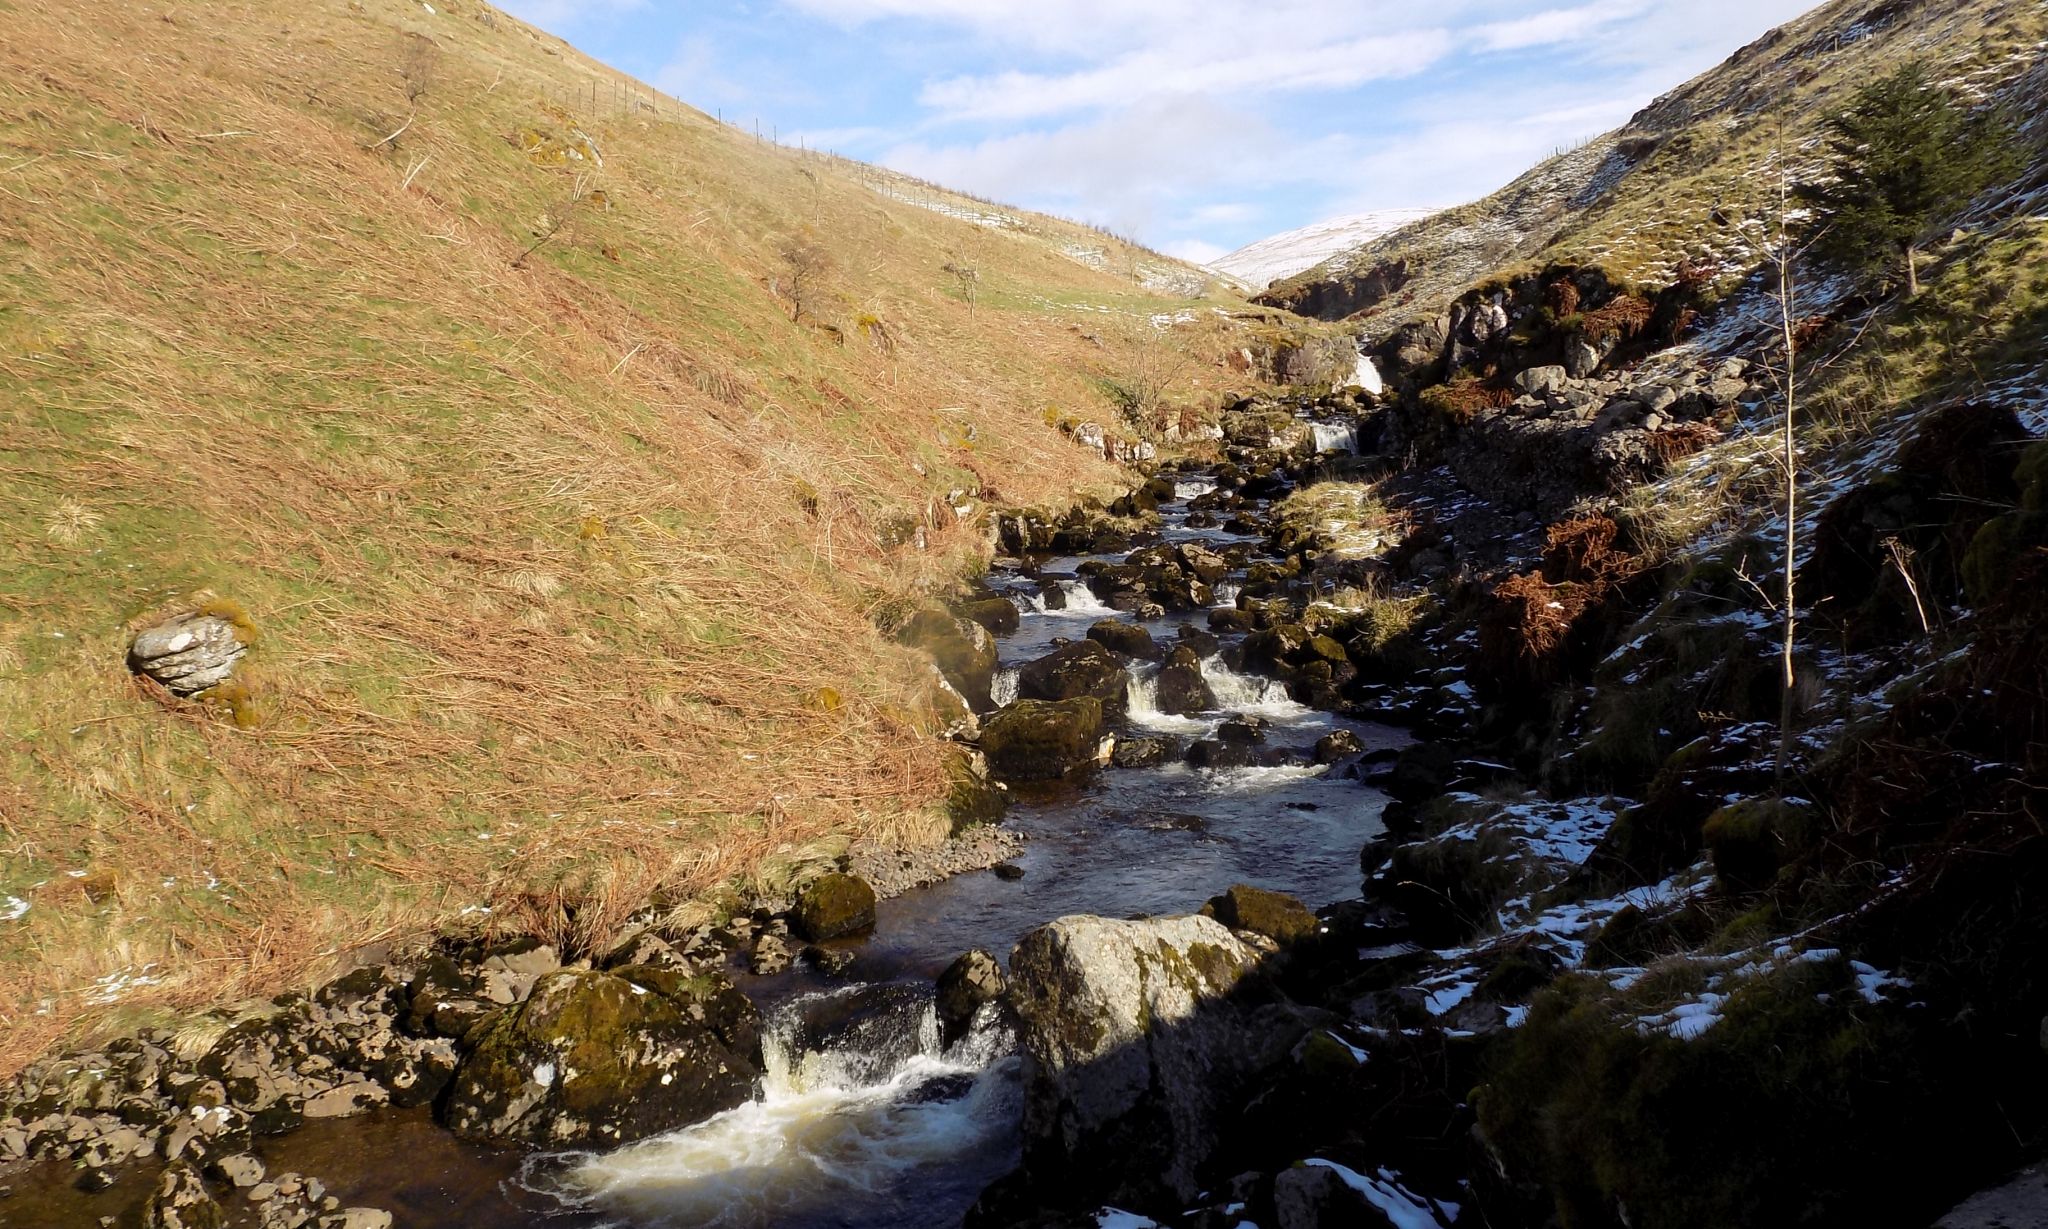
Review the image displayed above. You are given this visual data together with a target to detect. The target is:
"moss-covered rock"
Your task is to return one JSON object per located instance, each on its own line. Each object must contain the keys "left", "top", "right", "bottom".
{"left": 1702, "top": 799, "right": 1817, "bottom": 894}
{"left": 957, "top": 596, "right": 1021, "bottom": 636}
{"left": 943, "top": 746, "right": 1008, "bottom": 832}
{"left": 979, "top": 697, "right": 1107, "bottom": 781}
{"left": 898, "top": 607, "right": 999, "bottom": 710}
{"left": 1087, "top": 619, "right": 1161, "bottom": 661}
{"left": 1017, "top": 640, "right": 1128, "bottom": 712}
{"left": 1153, "top": 646, "right": 1216, "bottom": 716}
{"left": 444, "top": 968, "right": 759, "bottom": 1146}
{"left": 1203, "top": 884, "right": 1319, "bottom": 944}
{"left": 791, "top": 872, "right": 877, "bottom": 942}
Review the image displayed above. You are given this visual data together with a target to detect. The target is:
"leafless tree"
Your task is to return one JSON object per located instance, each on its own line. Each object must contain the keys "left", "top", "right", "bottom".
{"left": 399, "top": 34, "right": 439, "bottom": 107}
{"left": 942, "top": 260, "right": 979, "bottom": 312}
{"left": 778, "top": 235, "right": 832, "bottom": 323}
{"left": 513, "top": 175, "right": 599, "bottom": 269}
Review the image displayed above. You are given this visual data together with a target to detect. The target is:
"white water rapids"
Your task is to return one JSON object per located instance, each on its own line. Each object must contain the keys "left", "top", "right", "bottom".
{"left": 550, "top": 987, "right": 1021, "bottom": 1229}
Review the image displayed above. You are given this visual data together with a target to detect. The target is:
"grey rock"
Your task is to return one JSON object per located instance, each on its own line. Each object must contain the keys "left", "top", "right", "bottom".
{"left": 1565, "top": 339, "right": 1601, "bottom": 379}
{"left": 1006, "top": 914, "right": 1305, "bottom": 1207}
{"left": 128, "top": 613, "right": 249, "bottom": 697}
{"left": 146, "top": 1161, "right": 224, "bottom": 1229}
{"left": 936, "top": 949, "right": 1006, "bottom": 1036}
{"left": 208, "top": 1152, "right": 265, "bottom": 1188}
{"left": 1639, "top": 383, "right": 1679, "bottom": 414}
{"left": 748, "top": 933, "right": 794, "bottom": 975}
{"left": 1512, "top": 365, "right": 1568, "bottom": 397}
{"left": 1273, "top": 1162, "right": 1394, "bottom": 1229}
{"left": 1937, "top": 1163, "right": 2048, "bottom": 1227}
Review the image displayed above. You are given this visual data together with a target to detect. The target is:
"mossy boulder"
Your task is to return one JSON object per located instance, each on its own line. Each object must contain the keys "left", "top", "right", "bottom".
{"left": 443, "top": 967, "right": 760, "bottom": 1146}
{"left": 791, "top": 872, "right": 877, "bottom": 942}
{"left": 1087, "top": 619, "right": 1161, "bottom": 661}
{"left": 1154, "top": 646, "right": 1216, "bottom": 716}
{"left": 980, "top": 698, "right": 1107, "bottom": 781}
{"left": 958, "top": 596, "right": 1021, "bottom": 636}
{"left": 1017, "top": 640, "right": 1129, "bottom": 712}
{"left": 898, "top": 607, "right": 1000, "bottom": 711}
{"left": 1702, "top": 799, "right": 1817, "bottom": 894}
{"left": 943, "top": 746, "right": 1008, "bottom": 832}
{"left": 1203, "top": 883, "right": 1319, "bottom": 944}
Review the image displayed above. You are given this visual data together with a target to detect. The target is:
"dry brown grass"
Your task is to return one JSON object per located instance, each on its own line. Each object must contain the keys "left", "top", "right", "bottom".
{"left": 0, "top": 0, "right": 1261, "bottom": 1070}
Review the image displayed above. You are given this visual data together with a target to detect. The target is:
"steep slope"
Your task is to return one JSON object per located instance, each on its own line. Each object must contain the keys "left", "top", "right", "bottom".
{"left": 0, "top": 0, "right": 1254, "bottom": 1065}
{"left": 1211, "top": 207, "right": 1440, "bottom": 291}
{"left": 1262, "top": 0, "right": 2045, "bottom": 325}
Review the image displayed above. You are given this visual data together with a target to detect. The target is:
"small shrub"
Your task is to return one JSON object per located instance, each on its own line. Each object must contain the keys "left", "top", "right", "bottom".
{"left": 1578, "top": 294, "right": 1653, "bottom": 344}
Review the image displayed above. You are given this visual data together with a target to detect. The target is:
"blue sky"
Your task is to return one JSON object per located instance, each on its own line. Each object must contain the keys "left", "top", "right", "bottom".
{"left": 502, "top": 1, "right": 1823, "bottom": 262}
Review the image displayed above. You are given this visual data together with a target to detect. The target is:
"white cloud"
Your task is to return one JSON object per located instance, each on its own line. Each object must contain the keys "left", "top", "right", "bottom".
{"left": 919, "top": 29, "right": 1455, "bottom": 121}
{"left": 1163, "top": 238, "right": 1231, "bottom": 264}
{"left": 1473, "top": 2, "right": 1647, "bottom": 52}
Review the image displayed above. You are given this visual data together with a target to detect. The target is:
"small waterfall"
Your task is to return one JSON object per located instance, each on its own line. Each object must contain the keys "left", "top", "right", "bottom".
{"left": 1310, "top": 420, "right": 1358, "bottom": 454}
{"left": 1173, "top": 478, "right": 1216, "bottom": 501}
{"left": 1212, "top": 582, "right": 1242, "bottom": 608}
{"left": 558, "top": 984, "right": 1022, "bottom": 1229}
{"left": 1023, "top": 581, "right": 1114, "bottom": 617}
{"left": 991, "top": 668, "right": 1020, "bottom": 707}
{"left": 1201, "top": 656, "right": 1298, "bottom": 713}
{"left": 1123, "top": 666, "right": 1211, "bottom": 735}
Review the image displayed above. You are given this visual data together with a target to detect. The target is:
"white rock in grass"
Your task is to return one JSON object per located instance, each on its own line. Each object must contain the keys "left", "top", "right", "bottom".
{"left": 128, "top": 612, "right": 248, "bottom": 696}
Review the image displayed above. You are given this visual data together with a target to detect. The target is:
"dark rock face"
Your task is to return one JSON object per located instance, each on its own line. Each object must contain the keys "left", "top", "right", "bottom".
{"left": 1154, "top": 647, "right": 1217, "bottom": 716}
{"left": 979, "top": 698, "right": 1107, "bottom": 781}
{"left": 444, "top": 968, "right": 760, "bottom": 1147}
{"left": 898, "top": 607, "right": 1000, "bottom": 710}
{"left": 1205, "top": 884, "right": 1320, "bottom": 945}
{"left": 1112, "top": 737, "right": 1182, "bottom": 769}
{"left": 997, "top": 915, "right": 1305, "bottom": 1211}
{"left": 1017, "top": 640, "right": 1129, "bottom": 713}
{"left": 792, "top": 873, "right": 878, "bottom": 941}
{"left": 936, "top": 949, "right": 1007, "bottom": 1039}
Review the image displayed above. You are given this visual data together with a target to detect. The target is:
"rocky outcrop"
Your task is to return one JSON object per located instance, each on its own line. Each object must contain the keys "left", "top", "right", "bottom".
{"left": 978, "top": 698, "right": 1108, "bottom": 781}
{"left": 444, "top": 967, "right": 760, "bottom": 1147}
{"left": 1204, "top": 884, "right": 1320, "bottom": 945}
{"left": 997, "top": 914, "right": 1307, "bottom": 1210}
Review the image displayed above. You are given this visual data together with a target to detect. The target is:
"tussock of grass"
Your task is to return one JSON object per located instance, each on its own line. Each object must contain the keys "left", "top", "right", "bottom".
{"left": 0, "top": 0, "right": 1261, "bottom": 1068}
{"left": 1275, "top": 481, "right": 1401, "bottom": 560}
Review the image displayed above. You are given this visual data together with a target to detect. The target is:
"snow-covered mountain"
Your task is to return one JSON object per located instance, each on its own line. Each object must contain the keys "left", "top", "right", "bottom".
{"left": 1210, "top": 207, "right": 1441, "bottom": 290}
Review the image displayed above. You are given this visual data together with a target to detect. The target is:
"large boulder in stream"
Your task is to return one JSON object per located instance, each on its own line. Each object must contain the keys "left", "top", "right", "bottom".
{"left": 979, "top": 698, "right": 1108, "bottom": 781}
{"left": 994, "top": 915, "right": 1309, "bottom": 1211}
{"left": 1087, "top": 619, "right": 1161, "bottom": 661}
{"left": 1017, "top": 639, "right": 1129, "bottom": 712}
{"left": 444, "top": 967, "right": 760, "bottom": 1147}
{"left": 898, "top": 607, "right": 1000, "bottom": 711}
{"left": 1154, "top": 646, "right": 1216, "bottom": 716}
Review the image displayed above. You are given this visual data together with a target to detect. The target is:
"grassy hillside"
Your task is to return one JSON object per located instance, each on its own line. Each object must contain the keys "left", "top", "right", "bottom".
{"left": 0, "top": 0, "right": 1259, "bottom": 1068}
{"left": 1263, "top": 0, "right": 2047, "bottom": 323}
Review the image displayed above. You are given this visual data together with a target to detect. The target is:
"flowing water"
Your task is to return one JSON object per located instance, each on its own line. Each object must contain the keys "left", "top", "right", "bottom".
{"left": 13, "top": 440, "right": 1400, "bottom": 1229}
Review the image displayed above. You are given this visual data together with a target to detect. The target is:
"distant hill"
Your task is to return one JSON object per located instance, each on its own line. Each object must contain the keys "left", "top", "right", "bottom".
{"left": 1260, "top": 0, "right": 2045, "bottom": 325}
{"left": 1210, "top": 208, "right": 1440, "bottom": 290}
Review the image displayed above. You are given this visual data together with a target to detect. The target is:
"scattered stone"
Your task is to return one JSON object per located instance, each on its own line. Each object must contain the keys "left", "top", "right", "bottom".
{"left": 1513, "top": 365, "right": 1569, "bottom": 397}
{"left": 791, "top": 873, "right": 877, "bottom": 942}
{"left": 992, "top": 863, "right": 1026, "bottom": 881}
{"left": 128, "top": 610, "right": 251, "bottom": 697}
{"left": 207, "top": 1152, "right": 265, "bottom": 1188}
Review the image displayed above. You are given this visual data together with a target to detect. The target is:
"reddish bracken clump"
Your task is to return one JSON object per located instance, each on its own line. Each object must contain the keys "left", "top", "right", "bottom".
{"left": 1579, "top": 294, "right": 1654, "bottom": 343}
{"left": 1647, "top": 422, "right": 1722, "bottom": 466}
{"left": 1479, "top": 514, "right": 1646, "bottom": 689}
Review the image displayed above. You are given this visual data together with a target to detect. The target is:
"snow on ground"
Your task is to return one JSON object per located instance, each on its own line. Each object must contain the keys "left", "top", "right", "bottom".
{"left": 1302, "top": 1160, "right": 1459, "bottom": 1229}
{"left": 1211, "top": 208, "right": 1440, "bottom": 290}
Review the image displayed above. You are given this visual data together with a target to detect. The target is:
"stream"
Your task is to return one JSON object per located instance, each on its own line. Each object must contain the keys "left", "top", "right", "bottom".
{"left": 9, "top": 431, "right": 1400, "bottom": 1229}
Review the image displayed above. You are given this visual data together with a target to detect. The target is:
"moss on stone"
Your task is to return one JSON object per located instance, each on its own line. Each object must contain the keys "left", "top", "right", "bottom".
{"left": 791, "top": 872, "right": 877, "bottom": 942}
